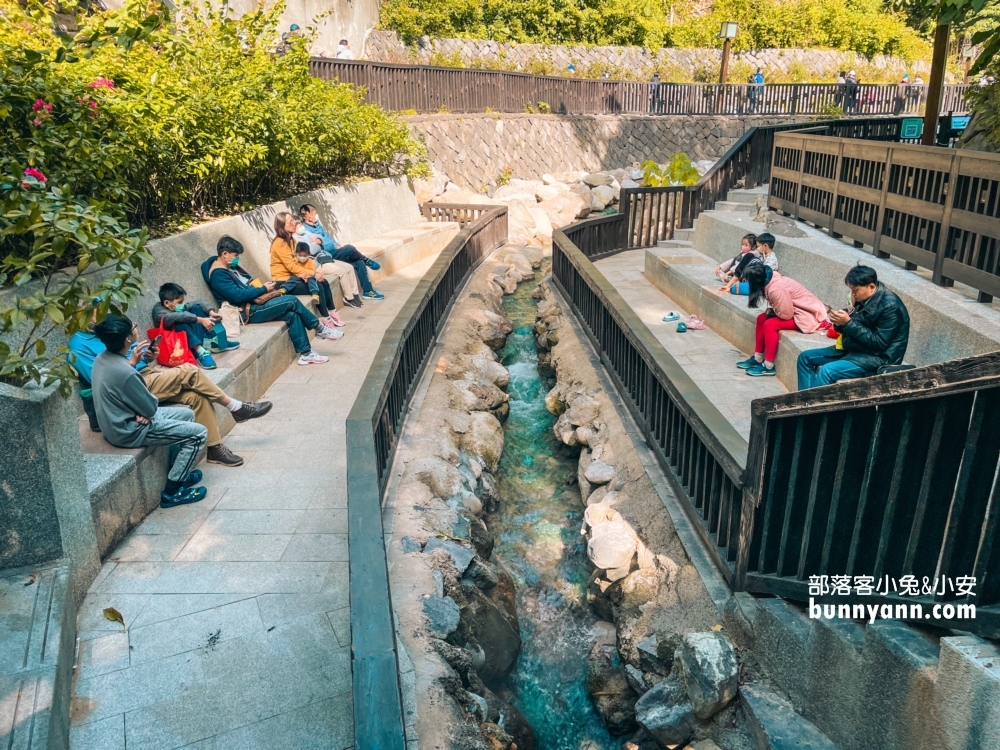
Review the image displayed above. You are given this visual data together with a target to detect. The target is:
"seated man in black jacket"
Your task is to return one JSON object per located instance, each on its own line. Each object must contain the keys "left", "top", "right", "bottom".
{"left": 202, "top": 236, "right": 331, "bottom": 366}
{"left": 797, "top": 264, "right": 910, "bottom": 390}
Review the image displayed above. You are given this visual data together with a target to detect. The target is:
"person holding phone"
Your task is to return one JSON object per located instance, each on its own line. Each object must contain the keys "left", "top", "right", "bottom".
{"left": 153, "top": 283, "right": 240, "bottom": 370}
{"left": 70, "top": 311, "right": 272, "bottom": 469}
{"left": 797, "top": 265, "right": 910, "bottom": 390}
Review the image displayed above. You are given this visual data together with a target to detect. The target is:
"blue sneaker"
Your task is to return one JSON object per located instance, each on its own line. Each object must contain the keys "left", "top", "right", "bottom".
{"left": 736, "top": 356, "right": 759, "bottom": 369}
{"left": 746, "top": 362, "right": 776, "bottom": 377}
{"left": 363, "top": 289, "right": 385, "bottom": 300}
{"left": 197, "top": 351, "right": 217, "bottom": 369}
{"left": 160, "top": 486, "right": 207, "bottom": 508}
{"left": 365, "top": 257, "right": 381, "bottom": 270}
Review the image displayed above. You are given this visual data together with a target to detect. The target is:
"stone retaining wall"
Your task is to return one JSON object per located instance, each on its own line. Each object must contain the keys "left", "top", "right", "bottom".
{"left": 407, "top": 113, "right": 808, "bottom": 190}
{"left": 366, "top": 30, "right": 931, "bottom": 79}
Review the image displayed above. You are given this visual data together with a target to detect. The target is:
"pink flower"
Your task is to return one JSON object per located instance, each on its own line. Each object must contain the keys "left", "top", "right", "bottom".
{"left": 31, "top": 99, "right": 50, "bottom": 111}
{"left": 87, "top": 77, "right": 115, "bottom": 89}
{"left": 24, "top": 167, "right": 47, "bottom": 183}
{"left": 88, "top": 100, "right": 98, "bottom": 109}
{"left": 32, "top": 118, "right": 43, "bottom": 127}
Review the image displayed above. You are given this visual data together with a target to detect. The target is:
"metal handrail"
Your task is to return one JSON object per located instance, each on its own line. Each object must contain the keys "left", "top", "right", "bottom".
{"left": 345, "top": 205, "right": 508, "bottom": 750}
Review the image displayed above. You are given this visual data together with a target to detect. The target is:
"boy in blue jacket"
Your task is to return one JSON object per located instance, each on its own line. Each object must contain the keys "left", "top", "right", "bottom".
{"left": 297, "top": 203, "right": 385, "bottom": 301}
{"left": 203, "top": 236, "right": 332, "bottom": 366}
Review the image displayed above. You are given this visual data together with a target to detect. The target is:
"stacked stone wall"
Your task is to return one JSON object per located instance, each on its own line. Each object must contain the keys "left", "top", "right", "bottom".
{"left": 366, "top": 30, "right": 931, "bottom": 79}
{"left": 407, "top": 113, "right": 808, "bottom": 190}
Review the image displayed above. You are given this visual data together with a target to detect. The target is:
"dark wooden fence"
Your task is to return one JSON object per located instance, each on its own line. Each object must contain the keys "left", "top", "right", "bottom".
{"left": 310, "top": 58, "right": 971, "bottom": 117}
{"left": 768, "top": 132, "right": 1000, "bottom": 302}
{"left": 553, "top": 230, "right": 748, "bottom": 579}
{"left": 564, "top": 117, "right": 916, "bottom": 260}
{"left": 553, "top": 221, "right": 1000, "bottom": 639}
{"left": 345, "top": 205, "right": 507, "bottom": 750}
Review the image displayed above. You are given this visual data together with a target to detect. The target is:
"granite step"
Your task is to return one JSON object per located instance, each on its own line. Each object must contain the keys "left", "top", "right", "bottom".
{"left": 0, "top": 564, "right": 75, "bottom": 750}
{"left": 741, "top": 683, "right": 839, "bottom": 750}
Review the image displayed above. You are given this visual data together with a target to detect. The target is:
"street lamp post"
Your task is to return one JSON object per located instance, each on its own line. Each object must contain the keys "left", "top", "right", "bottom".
{"left": 718, "top": 22, "right": 738, "bottom": 113}
{"left": 718, "top": 21, "right": 738, "bottom": 86}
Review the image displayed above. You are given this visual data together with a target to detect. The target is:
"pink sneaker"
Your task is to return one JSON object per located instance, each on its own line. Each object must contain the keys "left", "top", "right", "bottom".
{"left": 687, "top": 315, "right": 707, "bottom": 330}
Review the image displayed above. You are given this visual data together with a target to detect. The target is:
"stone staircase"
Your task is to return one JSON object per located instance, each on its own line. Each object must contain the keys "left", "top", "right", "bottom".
{"left": 631, "top": 187, "right": 1000, "bottom": 750}
{"left": 644, "top": 186, "right": 1000, "bottom": 391}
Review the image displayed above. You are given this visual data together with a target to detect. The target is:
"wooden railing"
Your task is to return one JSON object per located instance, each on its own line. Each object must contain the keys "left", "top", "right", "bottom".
{"left": 565, "top": 117, "right": 917, "bottom": 261}
{"left": 552, "top": 230, "right": 748, "bottom": 579}
{"left": 345, "top": 205, "right": 507, "bottom": 750}
{"left": 768, "top": 132, "right": 1000, "bottom": 302}
{"left": 311, "top": 58, "right": 971, "bottom": 117}
{"left": 420, "top": 203, "right": 497, "bottom": 225}
{"left": 739, "top": 354, "right": 1000, "bottom": 637}
{"left": 555, "top": 216, "right": 1000, "bottom": 639}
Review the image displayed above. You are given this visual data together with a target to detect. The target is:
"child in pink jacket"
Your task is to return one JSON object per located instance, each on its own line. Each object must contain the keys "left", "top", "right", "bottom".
{"left": 736, "top": 265, "right": 827, "bottom": 377}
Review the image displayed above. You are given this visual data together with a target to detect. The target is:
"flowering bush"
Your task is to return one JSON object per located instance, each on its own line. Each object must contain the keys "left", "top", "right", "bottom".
{"left": 0, "top": 0, "right": 426, "bottom": 391}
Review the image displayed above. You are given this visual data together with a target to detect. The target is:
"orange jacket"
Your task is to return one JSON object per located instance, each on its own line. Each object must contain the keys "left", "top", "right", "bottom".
{"left": 269, "top": 237, "right": 316, "bottom": 282}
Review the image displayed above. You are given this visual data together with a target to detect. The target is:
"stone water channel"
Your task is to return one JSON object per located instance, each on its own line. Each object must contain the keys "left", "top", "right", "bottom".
{"left": 488, "top": 264, "right": 616, "bottom": 749}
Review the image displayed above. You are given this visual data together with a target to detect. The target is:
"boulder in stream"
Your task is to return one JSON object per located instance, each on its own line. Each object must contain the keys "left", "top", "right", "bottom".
{"left": 586, "top": 624, "right": 639, "bottom": 735}
{"left": 460, "top": 411, "right": 505, "bottom": 472}
{"left": 634, "top": 675, "right": 696, "bottom": 746}
{"left": 675, "top": 632, "right": 739, "bottom": 719}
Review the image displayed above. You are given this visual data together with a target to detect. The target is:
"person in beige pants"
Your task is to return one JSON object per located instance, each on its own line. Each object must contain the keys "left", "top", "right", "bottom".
{"left": 141, "top": 362, "right": 271, "bottom": 467}
{"left": 318, "top": 259, "right": 360, "bottom": 303}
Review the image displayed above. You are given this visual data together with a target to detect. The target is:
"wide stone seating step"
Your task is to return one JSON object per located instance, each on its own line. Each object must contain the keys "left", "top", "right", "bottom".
{"left": 646, "top": 193, "right": 1000, "bottom": 391}
{"left": 76, "top": 214, "right": 458, "bottom": 562}
{"left": 645, "top": 245, "right": 829, "bottom": 390}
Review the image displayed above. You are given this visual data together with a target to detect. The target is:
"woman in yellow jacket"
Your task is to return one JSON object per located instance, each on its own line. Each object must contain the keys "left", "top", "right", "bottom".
{"left": 271, "top": 212, "right": 349, "bottom": 327}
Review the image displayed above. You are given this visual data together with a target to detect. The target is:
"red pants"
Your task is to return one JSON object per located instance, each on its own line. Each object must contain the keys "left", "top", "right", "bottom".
{"left": 755, "top": 313, "right": 799, "bottom": 361}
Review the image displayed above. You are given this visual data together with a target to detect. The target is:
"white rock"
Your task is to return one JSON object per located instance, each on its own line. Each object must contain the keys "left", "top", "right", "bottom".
{"left": 622, "top": 178, "right": 640, "bottom": 189}
{"left": 534, "top": 184, "right": 563, "bottom": 202}
{"left": 584, "top": 172, "right": 614, "bottom": 187}
{"left": 413, "top": 167, "right": 449, "bottom": 204}
{"left": 587, "top": 517, "right": 638, "bottom": 570}
{"left": 592, "top": 185, "right": 615, "bottom": 207}
{"left": 590, "top": 194, "right": 606, "bottom": 211}
{"left": 585, "top": 460, "right": 615, "bottom": 485}
{"left": 460, "top": 412, "right": 505, "bottom": 472}
{"left": 541, "top": 173, "right": 558, "bottom": 185}
{"left": 538, "top": 192, "right": 590, "bottom": 228}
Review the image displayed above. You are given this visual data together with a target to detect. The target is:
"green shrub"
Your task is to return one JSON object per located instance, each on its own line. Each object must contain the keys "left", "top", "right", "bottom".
{"left": 537, "top": 100, "right": 552, "bottom": 113}
{"left": 0, "top": 0, "right": 427, "bottom": 391}
{"left": 640, "top": 154, "right": 700, "bottom": 187}
{"left": 381, "top": 0, "right": 931, "bottom": 61}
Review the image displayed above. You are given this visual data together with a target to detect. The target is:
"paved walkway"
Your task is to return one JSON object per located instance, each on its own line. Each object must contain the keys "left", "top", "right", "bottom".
{"left": 595, "top": 250, "right": 786, "bottom": 439}
{"left": 69, "top": 255, "right": 440, "bottom": 750}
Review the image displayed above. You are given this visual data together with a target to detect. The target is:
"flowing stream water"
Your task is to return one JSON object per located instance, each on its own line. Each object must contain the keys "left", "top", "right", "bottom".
{"left": 488, "top": 265, "right": 616, "bottom": 749}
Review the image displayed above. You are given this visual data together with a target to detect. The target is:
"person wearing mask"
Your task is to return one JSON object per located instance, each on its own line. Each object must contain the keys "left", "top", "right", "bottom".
{"left": 152, "top": 283, "right": 239, "bottom": 370}
{"left": 203, "top": 235, "right": 333, "bottom": 366}
{"left": 69, "top": 310, "right": 271, "bottom": 467}
{"left": 335, "top": 39, "right": 354, "bottom": 59}
{"left": 279, "top": 241, "right": 342, "bottom": 329}
{"left": 89, "top": 315, "right": 209, "bottom": 506}
{"left": 297, "top": 204, "right": 385, "bottom": 301}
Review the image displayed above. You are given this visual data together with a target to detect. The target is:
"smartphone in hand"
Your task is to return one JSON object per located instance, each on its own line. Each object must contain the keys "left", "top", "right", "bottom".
{"left": 151, "top": 334, "right": 163, "bottom": 348}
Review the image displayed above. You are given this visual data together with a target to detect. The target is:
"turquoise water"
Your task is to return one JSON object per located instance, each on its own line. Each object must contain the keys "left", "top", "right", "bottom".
{"left": 489, "top": 265, "right": 616, "bottom": 750}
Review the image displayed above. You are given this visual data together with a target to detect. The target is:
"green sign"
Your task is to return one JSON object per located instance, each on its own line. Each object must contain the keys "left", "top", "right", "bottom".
{"left": 900, "top": 118, "right": 924, "bottom": 139}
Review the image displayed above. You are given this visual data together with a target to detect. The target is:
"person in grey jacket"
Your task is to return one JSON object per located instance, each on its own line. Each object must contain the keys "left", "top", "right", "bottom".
{"left": 91, "top": 314, "right": 210, "bottom": 507}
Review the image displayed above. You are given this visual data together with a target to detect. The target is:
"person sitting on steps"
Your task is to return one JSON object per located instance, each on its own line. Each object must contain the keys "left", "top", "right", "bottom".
{"left": 203, "top": 235, "right": 334, "bottom": 366}
{"left": 69, "top": 310, "right": 272, "bottom": 467}
{"left": 737, "top": 264, "right": 828, "bottom": 377}
{"left": 297, "top": 203, "right": 385, "bottom": 301}
{"left": 152, "top": 283, "right": 240, "bottom": 370}
{"left": 796, "top": 264, "right": 910, "bottom": 390}
{"left": 717, "top": 233, "right": 757, "bottom": 293}
{"left": 278, "top": 241, "right": 342, "bottom": 329}
{"left": 269, "top": 213, "right": 347, "bottom": 336}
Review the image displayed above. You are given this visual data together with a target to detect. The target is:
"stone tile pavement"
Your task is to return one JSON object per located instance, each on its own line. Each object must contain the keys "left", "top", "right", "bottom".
{"left": 595, "top": 250, "right": 787, "bottom": 439}
{"left": 70, "top": 255, "right": 440, "bottom": 750}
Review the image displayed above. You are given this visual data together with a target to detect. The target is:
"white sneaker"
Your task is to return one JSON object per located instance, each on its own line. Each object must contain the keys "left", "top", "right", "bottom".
{"left": 298, "top": 351, "right": 329, "bottom": 366}
{"left": 316, "top": 325, "right": 344, "bottom": 341}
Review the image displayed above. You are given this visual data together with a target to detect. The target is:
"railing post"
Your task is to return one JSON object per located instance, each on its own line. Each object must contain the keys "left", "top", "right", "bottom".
{"left": 933, "top": 151, "right": 961, "bottom": 287}
{"left": 871, "top": 145, "right": 894, "bottom": 259}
